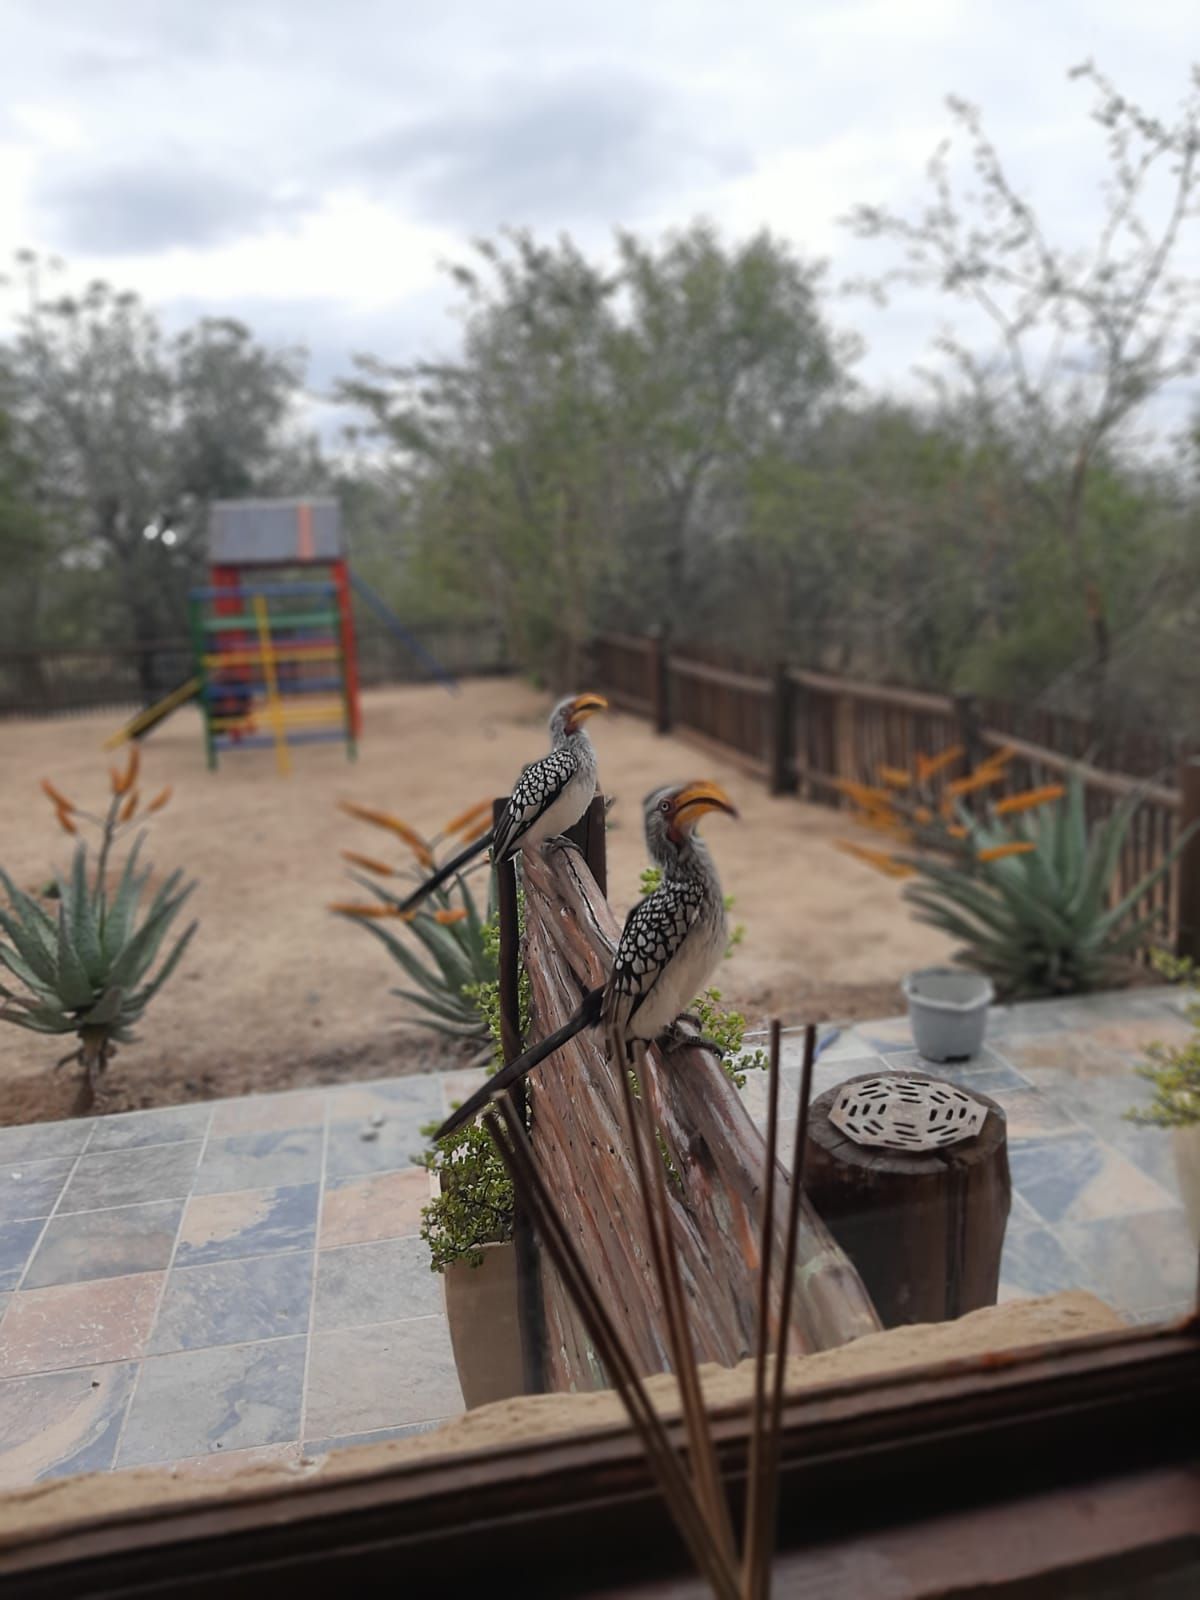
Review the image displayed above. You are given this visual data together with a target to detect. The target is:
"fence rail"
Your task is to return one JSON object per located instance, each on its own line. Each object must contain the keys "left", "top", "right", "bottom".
{"left": 0, "top": 615, "right": 511, "bottom": 720}
{"left": 587, "top": 630, "right": 1200, "bottom": 960}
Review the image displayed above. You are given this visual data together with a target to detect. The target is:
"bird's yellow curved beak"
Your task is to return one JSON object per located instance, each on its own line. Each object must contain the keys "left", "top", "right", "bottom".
{"left": 569, "top": 692, "right": 608, "bottom": 725}
{"left": 672, "top": 779, "right": 738, "bottom": 825}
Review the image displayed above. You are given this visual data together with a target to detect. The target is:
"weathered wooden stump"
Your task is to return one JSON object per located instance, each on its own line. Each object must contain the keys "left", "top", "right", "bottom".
{"left": 804, "top": 1073, "right": 1011, "bottom": 1328}
{"left": 518, "top": 837, "right": 882, "bottom": 1391}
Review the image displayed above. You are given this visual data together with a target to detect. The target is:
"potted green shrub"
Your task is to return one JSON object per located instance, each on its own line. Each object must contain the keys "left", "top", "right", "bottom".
{"left": 1129, "top": 955, "right": 1200, "bottom": 1244}
{"left": 420, "top": 1118, "right": 522, "bottom": 1410}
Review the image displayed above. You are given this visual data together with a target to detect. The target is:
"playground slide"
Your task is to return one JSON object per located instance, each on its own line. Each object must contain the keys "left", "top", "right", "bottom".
{"left": 102, "top": 676, "right": 203, "bottom": 751}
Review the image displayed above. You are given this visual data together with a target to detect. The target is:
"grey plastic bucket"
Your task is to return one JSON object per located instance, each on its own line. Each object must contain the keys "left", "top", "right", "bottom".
{"left": 902, "top": 967, "right": 994, "bottom": 1062}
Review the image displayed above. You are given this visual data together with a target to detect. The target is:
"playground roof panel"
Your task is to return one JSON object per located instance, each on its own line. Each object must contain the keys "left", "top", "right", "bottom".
{"left": 210, "top": 498, "right": 342, "bottom": 565}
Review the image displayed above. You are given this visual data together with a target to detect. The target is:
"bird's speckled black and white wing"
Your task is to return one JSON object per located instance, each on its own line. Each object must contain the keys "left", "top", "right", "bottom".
{"left": 491, "top": 747, "right": 580, "bottom": 860}
{"left": 603, "top": 881, "right": 706, "bottom": 1038}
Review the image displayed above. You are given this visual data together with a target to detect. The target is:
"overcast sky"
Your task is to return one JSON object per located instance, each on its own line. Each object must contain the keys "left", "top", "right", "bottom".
{"left": 2, "top": 1, "right": 1197, "bottom": 432}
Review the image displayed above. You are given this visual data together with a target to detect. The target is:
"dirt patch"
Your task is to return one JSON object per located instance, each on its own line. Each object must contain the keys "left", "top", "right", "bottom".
{"left": 0, "top": 681, "right": 953, "bottom": 1123}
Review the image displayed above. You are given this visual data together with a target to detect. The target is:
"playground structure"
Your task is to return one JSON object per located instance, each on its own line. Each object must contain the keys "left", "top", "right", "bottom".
{"left": 104, "top": 498, "right": 456, "bottom": 772}
{"left": 189, "top": 499, "right": 358, "bottom": 774}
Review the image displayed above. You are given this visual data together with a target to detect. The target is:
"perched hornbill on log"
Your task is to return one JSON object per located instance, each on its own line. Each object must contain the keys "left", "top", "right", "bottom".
{"left": 433, "top": 777, "right": 738, "bottom": 1140}
{"left": 397, "top": 691, "right": 608, "bottom": 915}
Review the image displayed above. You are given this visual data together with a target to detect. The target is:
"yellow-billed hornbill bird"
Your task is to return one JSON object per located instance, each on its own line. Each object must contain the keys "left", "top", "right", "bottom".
{"left": 397, "top": 691, "right": 608, "bottom": 915}
{"left": 433, "top": 777, "right": 737, "bottom": 1140}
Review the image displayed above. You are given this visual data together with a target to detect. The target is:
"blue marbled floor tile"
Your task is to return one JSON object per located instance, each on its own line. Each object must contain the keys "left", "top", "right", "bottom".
{"left": 0, "top": 1157, "right": 73, "bottom": 1225}
{"left": 1056, "top": 1208, "right": 1197, "bottom": 1316}
{"left": 0, "top": 1121, "right": 92, "bottom": 1165}
{"left": 24, "top": 1200, "right": 184, "bottom": 1289}
{"left": 325, "top": 1118, "right": 431, "bottom": 1180}
{"left": 0, "top": 1361, "right": 138, "bottom": 1489}
{"left": 313, "top": 1236, "right": 441, "bottom": 1332}
{"left": 149, "top": 1250, "right": 314, "bottom": 1354}
{"left": 176, "top": 1183, "right": 319, "bottom": 1267}
{"left": 998, "top": 1209, "right": 1087, "bottom": 1299}
{"left": 88, "top": 1105, "right": 212, "bottom": 1153}
{"left": 193, "top": 1129, "right": 323, "bottom": 1196}
{"left": 1008, "top": 1133, "right": 1177, "bottom": 1226}
{"left": 117, "top": 1336, "right": 306, "bottom": 1467}
{"left": 58, "top": 1142, "right": 202, "bottom": 1213}
{"left": 0, "top": 1219, "right": 46, "bottom": 1291}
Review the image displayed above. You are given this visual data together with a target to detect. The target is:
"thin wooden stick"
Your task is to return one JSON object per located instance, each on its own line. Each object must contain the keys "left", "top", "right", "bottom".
{"left": 486, "top": 1101, "right": 741, "bottom": 1600}
{"left": 615, "top": 1039, "right": 735, "bottom": 1570}
{"left": 741, "top": 1018, "right": 783, "bottom": 1598}
{"left": 753, "top": 1021, "right": 818, "bottom": 1600}
{"left": 637, "top": 1045, "right": 738, "bottom": 1569}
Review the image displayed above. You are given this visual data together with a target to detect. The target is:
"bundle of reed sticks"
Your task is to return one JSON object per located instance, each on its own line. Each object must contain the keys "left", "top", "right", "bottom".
{"left": 484, "top": 1018, "right": 817, "bottom": 1600}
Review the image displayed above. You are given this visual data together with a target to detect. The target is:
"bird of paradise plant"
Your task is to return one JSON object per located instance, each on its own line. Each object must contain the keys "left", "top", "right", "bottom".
{"left": 0, "top": 750, "right": 195, "bottom": 1113}
{"left": 330, "top": 798, "right": 498, "bottom": 1046}
{"left": 833, "top": 748, "right": 1193, "bottom": 999}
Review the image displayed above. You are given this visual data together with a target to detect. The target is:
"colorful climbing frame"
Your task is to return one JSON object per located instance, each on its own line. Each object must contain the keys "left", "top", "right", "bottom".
{"left": 187, "top": 578, "right": 358, "bottom": 771}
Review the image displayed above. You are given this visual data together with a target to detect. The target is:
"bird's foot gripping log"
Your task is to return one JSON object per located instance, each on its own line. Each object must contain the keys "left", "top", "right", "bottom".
{"left": 654, "top": 1019, "right": 726, "bottom": 1059}
{"left": 512, "top": 837, "right": 881, "bottom": 1389}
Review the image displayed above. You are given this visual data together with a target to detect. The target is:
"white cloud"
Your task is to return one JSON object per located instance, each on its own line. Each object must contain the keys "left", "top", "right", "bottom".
{"left": 0, "top": 0, "right": 1196, "bottom": 416}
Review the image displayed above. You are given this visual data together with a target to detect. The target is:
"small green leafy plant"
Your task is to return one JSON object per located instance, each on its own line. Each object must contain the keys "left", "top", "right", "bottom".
{"left": 1128, "top": 951, "right": 1200, "bottom": 1130}
{"left": 417, "top": 899, "right": 527, "bottom": 1270}
{"left": 331, "top": 799, "right": 498, "bottom": 1046}
{"left": 0, "top": 753, "right": 195, "bottom": 1112}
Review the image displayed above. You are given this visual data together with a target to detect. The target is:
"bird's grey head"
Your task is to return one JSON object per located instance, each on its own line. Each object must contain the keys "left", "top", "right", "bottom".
{"left": 548, "top": 691, "right": 608, "bottom": 746}
{"left": 643, "top": 779, "right": 738, "bottom": 869}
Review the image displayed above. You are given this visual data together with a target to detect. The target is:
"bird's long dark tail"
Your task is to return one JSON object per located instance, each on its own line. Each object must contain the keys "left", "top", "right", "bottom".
{"left": 433, "top": 986, "right": 604, "bottom": 1140}
{"left": 398, "top": 828, "right": 495, "bottom": 915}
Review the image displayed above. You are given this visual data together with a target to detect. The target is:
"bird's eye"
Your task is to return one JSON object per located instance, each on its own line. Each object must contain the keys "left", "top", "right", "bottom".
{"left": 659, "top": 799, "right": 671, "bottom": 813}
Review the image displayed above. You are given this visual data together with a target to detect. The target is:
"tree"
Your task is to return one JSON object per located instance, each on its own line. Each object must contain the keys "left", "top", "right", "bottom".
{"left": 845, "top": 62, "right": 1200, "bottom": 720}
{"left": 1, "top": 254, "right": 312, "bottom": 690}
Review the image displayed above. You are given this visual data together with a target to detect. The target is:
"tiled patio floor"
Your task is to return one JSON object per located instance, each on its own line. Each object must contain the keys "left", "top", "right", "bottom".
{"left": 0, "top": 986, "right": 1195, "bottom": 1490}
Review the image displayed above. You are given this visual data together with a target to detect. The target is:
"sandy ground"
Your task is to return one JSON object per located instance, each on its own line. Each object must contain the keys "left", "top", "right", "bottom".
{"left": 0, "top": 680, "right": 951, "bottom": 1121}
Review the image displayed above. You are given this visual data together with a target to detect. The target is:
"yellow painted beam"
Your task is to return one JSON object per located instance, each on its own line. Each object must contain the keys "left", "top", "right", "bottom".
{"left": 252, "top": 594, "right": 291, "bottom": 778}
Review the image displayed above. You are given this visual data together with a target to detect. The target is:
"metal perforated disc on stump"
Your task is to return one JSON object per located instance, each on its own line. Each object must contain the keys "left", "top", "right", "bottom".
{"left": 829, "top": 1075, "right": 988, "bottom": 1151}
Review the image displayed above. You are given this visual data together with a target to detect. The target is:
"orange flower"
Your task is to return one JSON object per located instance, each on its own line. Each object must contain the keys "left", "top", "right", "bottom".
{"left": 978, "top": 745, "right": 1017, "bottom": 774}
{"left": 55, "top": 806, "right": 78, "bottom": 836}
{"left": 947, "top": 824, "right": 969, "bottom": 840}
{"left": 833, "top": 840, "right": 915, "bottom": 878}
{"left": 916, "top": 745, "right": 963, "bottom": 784}
{"left": 879, "top": 765, "right": 912, "bottom": 790}
{"left": 118, "top": 789, "right": 139, "bottom": 823}
{"left": 947, "top": 768, "right": 1006, "bottom": 799}
{"left": 337, "top": 802, "right": 434, "bottom": 868}
{"left": 146, "top": 786, "right": 173, "bottom": 814}
{"left": 112, "top": 746, "right": 140, "bottom": 796}
{"left": 834, "top": 779, "right": 895, "bottom": 811}
{"left": 328, "top": 901, "right": 414, "bottom": 920}
{"left": 977, "top": 841, "right": 1035, "bottom": 863}
{"left": 433, "top": 908, "right": 468, "bottom": 925}
{"left": 40, "top": 778, "right": 74, "bottom": 812}
{"left": 994, "top": 784, "right": 1065, "bottom": 816}
{"left": 913, "top": 805, "right": 934, "bottom": 825}
{"left": 340, "top": 849, "right": 396, "bottom": 876}
{"left": 443, "top": 798, "right": 494, "bottom": 836}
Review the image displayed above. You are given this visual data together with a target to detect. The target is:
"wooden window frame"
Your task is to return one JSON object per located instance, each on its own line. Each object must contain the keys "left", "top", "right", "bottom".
{"left": 5, "top": 1319, "right": 1196, "bottom": 1597}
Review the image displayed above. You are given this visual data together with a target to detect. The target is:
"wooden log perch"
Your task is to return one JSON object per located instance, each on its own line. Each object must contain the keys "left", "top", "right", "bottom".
{"left": 519, "top": 840, "right": 881, "bottom": 1392}
{"left": 804, "top": 1075, "right": 1012, "bottom": 1329}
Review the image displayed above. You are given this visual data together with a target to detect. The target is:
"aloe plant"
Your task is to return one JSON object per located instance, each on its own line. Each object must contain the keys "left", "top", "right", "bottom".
{"left": 900, "top": 772, "right": 1194, "bottom": 999}
{"left": 0, "top": 759, "right": 197, "bottom": 1111}
{"left": 332, "top": 799, "right": 498, "bottom": 1046}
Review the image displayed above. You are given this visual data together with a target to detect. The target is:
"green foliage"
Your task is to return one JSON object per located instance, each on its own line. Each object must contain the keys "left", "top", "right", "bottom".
{"left": 417, "top": 1116, "right": 514, "bottom": 1270}
{"left": 902, "top": 773, "right": 1194, "bottom": 999}
{"left": 691, "top": 988, "right": 768, "bottom": 1089}
{"left": 0, "top": 782, "right": 197, "bottom": 1101}
{"left": 336, "top": 867, "right": 497, "bottom": 1044}
{"left": 1128, "top": 953, "right": 1200, "bottom": 1130}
